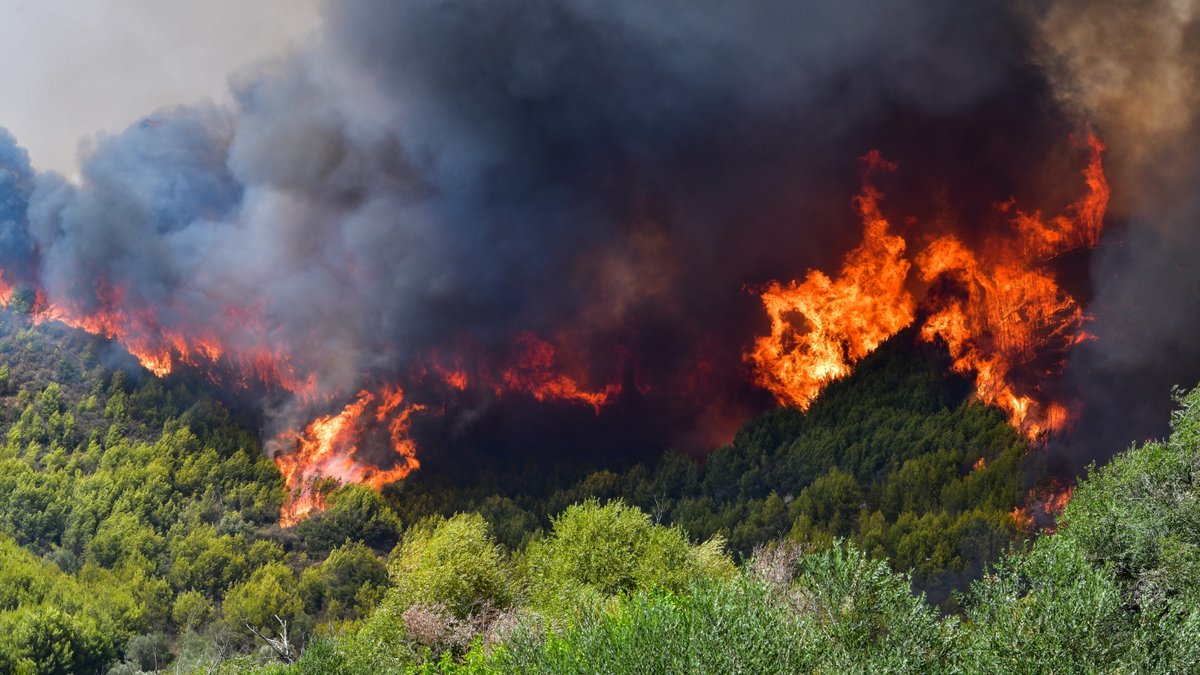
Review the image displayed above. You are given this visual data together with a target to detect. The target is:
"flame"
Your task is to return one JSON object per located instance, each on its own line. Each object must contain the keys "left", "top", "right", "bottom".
{"left": 1012, "top": 481, "right": 1074, "bottom": 534}
{"left": 0, "top": 131, "right": 1105, "bottom": 527}
{"left": 275, "top": 385, "right": 423, "bottom": 527}
{"left": 1043, "top": 484, "right": 1073, "bottom": 516}
{"left": 496, "top": 332, "right": 621, "bottom": 413}
{"left": 1010, "top": 506, "right": 1034, "bottom": 531}
{"left": 427, "top": 356, "right": 469, "bottom": 391}
{"left": 749, "top": 135, "right": 1108, "bottom": 439}
{"left": 441, "top": 368, "right": 469, "bottom": 391}
{"left": 15, "top": 280, "right": 319, "bottom": 398}
{"left": 916, "top": 136, "right": 1108, "bottom": 438}
{"left": 746, "top": 151, "right": 915, "bottom": 409}
{"left": 0, "top": 271, "right": 15, "bottom": 307}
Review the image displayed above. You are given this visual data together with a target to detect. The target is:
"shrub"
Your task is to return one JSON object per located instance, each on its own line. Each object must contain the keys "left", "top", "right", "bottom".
{"left": 525, "top": 500, "right": 733, "bottom": 616}
{"left": 388, "top": 513, "right": 513, "bottom": 618}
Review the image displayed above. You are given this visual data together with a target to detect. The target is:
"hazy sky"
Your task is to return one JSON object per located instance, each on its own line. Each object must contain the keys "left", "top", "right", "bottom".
{"left": 0, "top": 0, "right": 322, "bottom": 176}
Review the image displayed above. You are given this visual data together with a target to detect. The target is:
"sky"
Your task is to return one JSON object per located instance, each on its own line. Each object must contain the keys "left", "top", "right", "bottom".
{"left": 0, "top": 0, "right": 321, "bottom": 176}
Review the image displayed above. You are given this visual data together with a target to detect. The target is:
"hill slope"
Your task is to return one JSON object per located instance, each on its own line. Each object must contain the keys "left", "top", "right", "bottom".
{"left": 0, "top": 315, "right": 1041, "bottom": 672}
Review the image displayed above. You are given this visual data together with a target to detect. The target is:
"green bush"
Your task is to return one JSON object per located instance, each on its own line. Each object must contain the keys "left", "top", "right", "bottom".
{"left": 388, "top": 512, "right": 513, "bottom": 618}
{"left": 222, "top": 561, "right": 306, "bottom": 634}
{"left": 525, "top": 500, "right": 733, "bottom": 616}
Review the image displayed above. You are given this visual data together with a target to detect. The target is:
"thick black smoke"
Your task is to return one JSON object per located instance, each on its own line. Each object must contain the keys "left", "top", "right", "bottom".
{"left": 0, "top": 0, "right": 1175, "bottom": 471}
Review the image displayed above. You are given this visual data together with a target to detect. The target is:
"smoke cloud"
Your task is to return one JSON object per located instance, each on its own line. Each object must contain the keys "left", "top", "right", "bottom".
{"left": 0, "top": 0, "right": 1187, "bottom": 471}
{"left": 1030, "top": 0, "right": 1200, "bottom": 463}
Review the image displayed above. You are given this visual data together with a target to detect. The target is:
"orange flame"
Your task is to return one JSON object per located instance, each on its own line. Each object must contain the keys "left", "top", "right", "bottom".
{"left": 749, "top": 135, "right": 1108, "bottom": 440}
{"left": 916, "top": 136, "right": 1108, "bottom": 438}
{"left": 0, "top": 271, "right": 15, "bottom": 307}
{"left": 13, "top": 280, "right": 320, "bottom": 398}
{"left": 746, "top": 151, "right": 915, "bottom": 409}
{"left": 275, "top": 385, "right": 423, "bottom": 527}
{"left": 497, "top": 333, "right": 621, "bottom": 413}
{"left": 1010, "top": 506, "right": 1035, "bottom": 531}
{"left": 1043, "top": 484, "right": 1073, "bottom": 516}
{"left": 1013, "top": 481, "right": 1074, "bottom": 533}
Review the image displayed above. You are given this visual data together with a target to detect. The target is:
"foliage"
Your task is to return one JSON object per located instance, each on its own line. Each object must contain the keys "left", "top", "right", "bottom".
{"left": 295, "top": 484, "right": 402, "bottom": 553}
{"left": 6, "top": 316, "right": 1200, "bottom": 671}
{"left": 222, "top": 561, "right": 306, "bottom": 633}
{"left": 525, "top": 500, "right": 733, "bottom": 616}
{"left": 387, "top": 513, "right": 513, "bottom": 619}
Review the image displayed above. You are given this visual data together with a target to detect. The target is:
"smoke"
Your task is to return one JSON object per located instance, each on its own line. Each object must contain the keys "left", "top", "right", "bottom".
{"left": 0, "top": 0, "right": 1178, "bottom": 472}
{"left": 0, "top": 130, "right": 35, "bottom": 280}
{"left": 1030, "top": 0, "right": 1200, "bottom": 463}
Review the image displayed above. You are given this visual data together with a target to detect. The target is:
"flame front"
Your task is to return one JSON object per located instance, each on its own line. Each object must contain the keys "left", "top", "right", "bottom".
{"left": 275, "top": 386, "right": 423, "bottom": 527}
{"left": 749, "top": 135, "right": 1109, "bottom": 439}
{"left": 746, "top": 152, "right": 915, "bottom": 409}
{"left": 0, "top": 268, "right": 621, "bottom": 525}
{"left": 0, "top": 128, "right": 1109, "bottom": 527}
{"left": 23, "top": 282, "right": 317, "bottom": 398}
{"left": 916, "top": 136, "right": 1108, "bottom": 438}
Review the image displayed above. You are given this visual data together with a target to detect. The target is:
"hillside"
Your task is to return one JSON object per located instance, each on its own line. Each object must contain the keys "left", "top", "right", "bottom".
{"left": 286, "top": 384, "right": 1200, "bottom": 673}
{"left": 384, "top": 329, "right": 1036, "bottom": 607}
{"left": 0, "top": 313, "right": 1056, "bottom": 673}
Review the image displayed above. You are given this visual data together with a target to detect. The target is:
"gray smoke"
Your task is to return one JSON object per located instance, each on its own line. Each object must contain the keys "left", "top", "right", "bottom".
{"left": 1, "top": 0, "right": 1150, "bottom": 459}
{"left": 1031, "top": 0, "right": 1200, "bottom": 462}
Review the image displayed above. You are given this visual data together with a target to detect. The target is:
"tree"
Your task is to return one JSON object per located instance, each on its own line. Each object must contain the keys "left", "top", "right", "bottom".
{"left": 297, "top": 484, "right": 403, "bottom": 553}
{"left": 171, "top": 590, "right": 214, "bottom": 632}
{"left": 222, "top": 561, "right": 306, "bottom": 635}
{"left": 387, "top": 513, "right": 512, "bottom": 618}
{"left": 525, "top": 500, "right": 733, "bottom": 614}
{"left": 0, "top": 604, "right": 114, "bottom": 675}
{"left": 302, "top": 541, "right": 388, "bottom": 620}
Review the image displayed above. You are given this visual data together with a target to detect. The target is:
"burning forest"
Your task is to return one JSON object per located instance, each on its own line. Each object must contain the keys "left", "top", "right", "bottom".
{"left": 749, "top": 135, "right": 1109, "bottom": 440}
{"left": 0, "top": 0, "right": 1196, "bottom": 529}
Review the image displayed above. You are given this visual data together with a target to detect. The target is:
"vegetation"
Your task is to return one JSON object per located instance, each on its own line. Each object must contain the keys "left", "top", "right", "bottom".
{"left": 0, "top": 314, "right": 1196, "bottom": 671}
{"left": 385, "top": 334, "right": 1031, "bottom": 607}
{"left": 252, "top": 385, "right": 1200, "bottom": 674}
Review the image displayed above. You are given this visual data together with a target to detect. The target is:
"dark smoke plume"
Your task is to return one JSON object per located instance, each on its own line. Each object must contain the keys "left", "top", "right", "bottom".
{"left": 0, "top": 0, "right": 1186, "bottom": 471}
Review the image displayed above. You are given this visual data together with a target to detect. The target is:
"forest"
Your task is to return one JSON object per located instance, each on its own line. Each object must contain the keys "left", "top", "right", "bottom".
{"left": 0, "top": 313, "right": 1195, "bottom": 673}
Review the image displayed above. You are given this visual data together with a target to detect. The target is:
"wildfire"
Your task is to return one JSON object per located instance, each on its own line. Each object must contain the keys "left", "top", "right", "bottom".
{"left": 496, "top": 332, "right": 622, "bottom": 413}
{"left": 746, "top": 151, "right": 915, "bottom": 409}
{"left": 0, "top": 127, "right": 1106, "bottom": 528}
{"left": 0, "top": 271, "right": 14, "bottom": 307}
{"left": 916, "top": 137, "right": 1108, "bottom": 438}
{"left": 275, "top": 385, "right": 423, "bottom": 527}
{"left": 1010, "top": 506, "right": 1034, "bottom": 531}
{"left": 1012, "top": 481, "right": 1075, "bottom": 533}
{"left": 11, "top": 281, "right": 321, "bottom": 398}
{"left": 749, "top": 135, "right": 1108, "bottom": 440}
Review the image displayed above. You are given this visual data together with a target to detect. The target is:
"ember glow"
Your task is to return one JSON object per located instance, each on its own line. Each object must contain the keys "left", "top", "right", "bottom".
{"left": 749, "top": 136, "right": 1109, "bottom": 440}
{"left": 496, "top": 333, "right": 622, "bottom": 414}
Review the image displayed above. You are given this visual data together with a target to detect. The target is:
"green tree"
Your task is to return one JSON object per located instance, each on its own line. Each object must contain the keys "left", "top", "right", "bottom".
{"left": 297, "top": 485, "right": 402, "bottom": 553}
{"left": 525, "top": 500, "right": 733, "bottom": 614}
{"left": 387, "top": 513, "right": 512, "bottom": 618}
{"left": 222, "top": 561, "right": 306, "bottom": 634}
{"left": 304, "top": 541, "right": 388, "bottom": 620}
